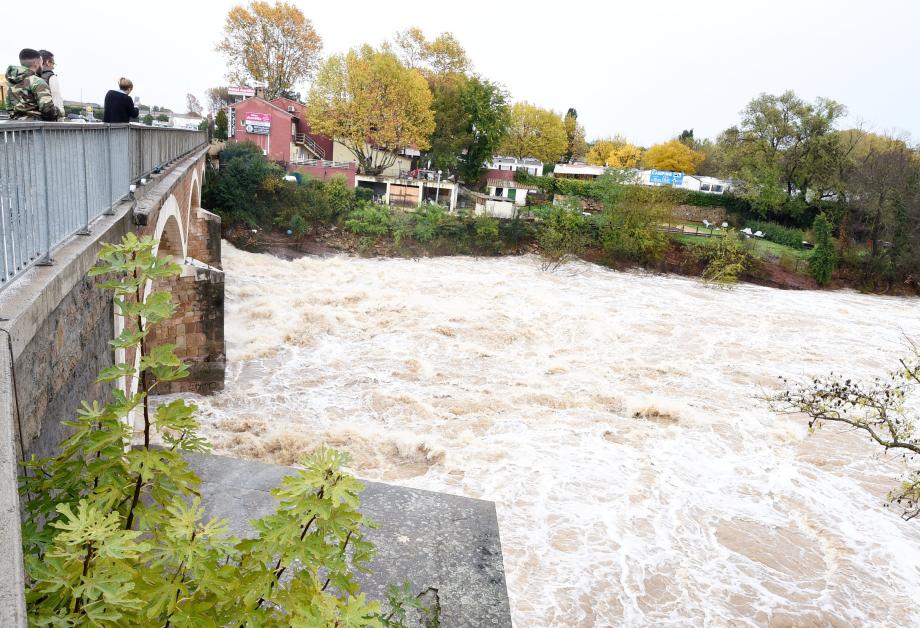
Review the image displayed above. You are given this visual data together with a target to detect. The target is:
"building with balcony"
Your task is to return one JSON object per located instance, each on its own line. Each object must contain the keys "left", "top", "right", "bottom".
{"left": 227, "top": 96, "right": 333, "bottom": 167}
{"left": 356, "top": 169, "right": 458, "bottom": 211}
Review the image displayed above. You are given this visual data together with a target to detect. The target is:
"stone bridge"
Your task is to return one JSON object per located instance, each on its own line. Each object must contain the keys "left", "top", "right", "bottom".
{"left": 0, "top": 137, "right": 223, "bottom": 623}
{"left": 0, "top": 127, "right": 511, "bottom": 627}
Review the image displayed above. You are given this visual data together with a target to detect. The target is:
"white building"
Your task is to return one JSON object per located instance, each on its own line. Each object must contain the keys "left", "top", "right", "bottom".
{"left": 680, "top": 175, "right": 729, "bottom": 195}
{"left": 636, "top": 169, "right": 730, "bottom": 194}
{"left": 489, "top": 156, "right": 544, "bottom": 177}
{"left": 355, "top": 170, "right": 458, "bottom": 211}
{"left": 485, "top": 178, "right": 537, "bottom": 206}
{"left": 170, "top": 113, "right": 204, "bottom": 130}
{"left": 553, "top": 162, "right": 607, "bottom": 180}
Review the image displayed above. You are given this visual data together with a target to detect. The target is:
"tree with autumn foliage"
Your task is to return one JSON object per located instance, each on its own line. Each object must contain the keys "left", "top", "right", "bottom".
{"left": 390, "top": 26, "right": 471, "bottom": 77}
{"left": 499, "top": 102, "right": 567, "bottom": 165}
{"left": 586, "top": 137, "right": 643, "bottom": 169}
{"left": 217, "top": 1, "right": 323, "bottom": 100}
{"left": 185, "top": 93, "right": 203, "bottom": 116}
{"left": 307, "top": 45, "right": 434, "bottom": 175}
{"left": 642, "top": 139, "right": 705, "bottom": 173}
{"left": 386, "top": 27, "right": 508, "bottom": 183}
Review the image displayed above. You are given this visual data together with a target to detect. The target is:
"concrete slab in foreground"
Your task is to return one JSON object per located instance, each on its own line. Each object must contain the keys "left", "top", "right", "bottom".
{"left": 186, "top": 452, "right": 512, "bottom": 627}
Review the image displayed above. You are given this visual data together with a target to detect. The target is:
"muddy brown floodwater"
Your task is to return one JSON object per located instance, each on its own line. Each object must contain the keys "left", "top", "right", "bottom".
{"left": 176, "top": 243, "right": 920, "bottom": 626}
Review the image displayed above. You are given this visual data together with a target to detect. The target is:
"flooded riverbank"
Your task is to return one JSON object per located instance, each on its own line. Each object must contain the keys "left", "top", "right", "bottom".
{"left": 186, "top": 243, "right": 920, "bottom": 626}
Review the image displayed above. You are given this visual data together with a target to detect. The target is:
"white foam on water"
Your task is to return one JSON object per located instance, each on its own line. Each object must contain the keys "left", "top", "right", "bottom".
{"left": 185, "top": 243, "right": 920, "bottom": 626}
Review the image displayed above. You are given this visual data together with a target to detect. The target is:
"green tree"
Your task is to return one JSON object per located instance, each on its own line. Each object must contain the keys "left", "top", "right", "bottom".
{"left": 21, "top": 235, "right": 422, "bottom": 625}
{"left": 214, "top": 108, "right": 229, "bottom": 140}
{"left": 308, "top": 46, "right": 434, "bottom": 175}
{"left": 533, "top": 203, "right": 589, "bottom": 270}
{"left": 426, "top": 73, "right": 468, "bottom": 174}
{"left": 809, "top": 212, "right": 836, "bottom": 286}
{"left": 595, "top": 185, "right": 669, "bottom": 265}
{"left": 846, "top": 134, "right": 919, "bottom": 266}
{"left": 203, "top": 142, "right": 284, "bottom": 226}
{"left": 156, "top": 113, "right": 169, "bottom": 122}
{"left": 217, "top": 1, "right": 323, "bottom": 100}
{"left": 456, "top": 76, "right": 510, "bottom": 183}
{"left": 563, "top": 108, "right": 587, "bottom": 163}
{"left": 678, "top": 128, "right": 695, "bottom": 147}
{"left": 142, "top": 113, "right": 153, "bottom": 126}
{"left": 721, "top": 91, "right": 846, "bottom": 208}
{"left": 698, "top": 230, "right": 750, "bottom": 285}
{"left": 499, "top": 102, "right": 567, "bottom": 165}
{"left": 426, "top": 75, "right": 510, "bottom": 183}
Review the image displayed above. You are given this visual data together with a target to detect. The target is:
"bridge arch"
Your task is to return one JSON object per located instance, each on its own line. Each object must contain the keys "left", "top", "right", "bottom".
{"left": 153, "top": 194, "right": 187, "bottom": 260}
{"left": 185, "top": 168, "right": 202, "bottom": 235}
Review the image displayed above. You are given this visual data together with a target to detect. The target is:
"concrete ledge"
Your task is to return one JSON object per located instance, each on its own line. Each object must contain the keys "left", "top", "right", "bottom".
{"left": 186, "top": 452, "right": 512, "bottom": 627}
{"left": 133, "top": 148, "right": 207, "bottom": 229}
{"left": 0, "top": 356, "right": 26, "bottom": 628}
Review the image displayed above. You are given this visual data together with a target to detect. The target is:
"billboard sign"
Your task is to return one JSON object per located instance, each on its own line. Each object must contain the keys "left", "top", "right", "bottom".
{"left": 649, "top": 170, "right": 684, "bottom": 186}
{"left": 243, "top": 112, "right": 271, "bottom": 135}
{"left": 229, "top": 86, "right": 256, "bottom": 97}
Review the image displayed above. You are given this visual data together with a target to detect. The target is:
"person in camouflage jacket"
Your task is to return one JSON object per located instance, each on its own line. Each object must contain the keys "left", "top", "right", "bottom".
{"left": 5, "top": 48, "right": 61, "bottom": 121}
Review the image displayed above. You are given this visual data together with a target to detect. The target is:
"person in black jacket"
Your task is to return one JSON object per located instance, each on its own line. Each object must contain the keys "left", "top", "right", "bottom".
{"left": 103, "top": 77, "right": 139, "bottom": 123}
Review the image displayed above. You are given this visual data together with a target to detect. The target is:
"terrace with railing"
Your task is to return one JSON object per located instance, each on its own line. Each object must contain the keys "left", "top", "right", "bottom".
{"left": 0, "top": 123, "right": 206, "bottom": 291}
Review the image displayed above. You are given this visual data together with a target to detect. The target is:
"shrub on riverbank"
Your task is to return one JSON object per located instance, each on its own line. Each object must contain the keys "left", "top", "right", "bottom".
{"left": 744, "top": 219, "right": 806, "bottom": 249}
{"left": 343, "top": 203, "right": 532, "bottom": 256}
{"left": 809, "top": 213, "right": 837, "bottom": 286}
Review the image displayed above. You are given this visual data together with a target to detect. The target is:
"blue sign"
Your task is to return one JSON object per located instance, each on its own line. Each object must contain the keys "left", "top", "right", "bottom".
{"left": 649, "top": 170, "right": 684, "bottom": 186}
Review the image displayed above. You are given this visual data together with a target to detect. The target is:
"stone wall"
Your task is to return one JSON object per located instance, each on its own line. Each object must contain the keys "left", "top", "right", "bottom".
{"left": 148, "top": 263, "right": 225, "bottom": 395}
{"left": 186, "top": 208, "right": 222, "bottom": 269}
{"left": 671, "top": 204, "right": 727, "bottom": 224}
{"left": 15, "top": 274, "right": 115, "bottom": 459}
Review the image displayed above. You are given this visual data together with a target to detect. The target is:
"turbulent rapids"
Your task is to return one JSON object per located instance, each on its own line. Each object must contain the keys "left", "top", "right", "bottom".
{"left": 188, "top": 243, "right": 920, "bottom": 626}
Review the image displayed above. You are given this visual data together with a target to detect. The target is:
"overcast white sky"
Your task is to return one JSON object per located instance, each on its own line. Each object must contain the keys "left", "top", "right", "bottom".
{"left": 9, "top": 0, "right": 919, "bottom": 146}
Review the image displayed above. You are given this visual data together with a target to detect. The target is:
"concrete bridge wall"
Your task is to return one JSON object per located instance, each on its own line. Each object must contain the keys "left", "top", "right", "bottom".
{"left": 0, "top": 147, "right": 223, "bottom": 625}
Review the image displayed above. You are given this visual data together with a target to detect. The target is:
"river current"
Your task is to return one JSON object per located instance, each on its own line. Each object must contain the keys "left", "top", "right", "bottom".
{"left": 188, "top": 243, "right": 920, "bottom": 626}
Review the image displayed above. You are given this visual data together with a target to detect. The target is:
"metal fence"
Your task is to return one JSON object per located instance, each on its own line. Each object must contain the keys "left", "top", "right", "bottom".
{"left": 0, "top": 122, "right": 205, "bottom": 292}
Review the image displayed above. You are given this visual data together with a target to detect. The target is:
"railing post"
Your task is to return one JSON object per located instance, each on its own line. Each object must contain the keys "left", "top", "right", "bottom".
{"left": 104, "top": 127, "right": 115, "bottom": 215}
{"left": 77, "top": 127, "right": 91, "bottom": 235}
{"left": 37, "top": 127, "right": 53, "bottom": 266}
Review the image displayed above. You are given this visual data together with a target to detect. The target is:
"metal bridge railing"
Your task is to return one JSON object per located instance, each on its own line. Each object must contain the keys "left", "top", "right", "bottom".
{"left": 0, "top": 122, "right": 205, "bottom": 292}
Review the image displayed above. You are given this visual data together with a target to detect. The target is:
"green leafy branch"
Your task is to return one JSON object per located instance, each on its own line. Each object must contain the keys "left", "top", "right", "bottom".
{"left": 20, "top": 233, "right": 421, "bottom": 626}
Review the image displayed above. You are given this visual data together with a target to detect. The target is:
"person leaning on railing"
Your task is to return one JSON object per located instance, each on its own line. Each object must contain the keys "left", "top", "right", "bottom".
{"left": 38, "top": 49, "right": 65, "bottom": 121}
{"left": 4, "top": 48, "right": 62, "bottom": 121}
{"left": 103, "top": 78, "right": 140, "bottom": 123}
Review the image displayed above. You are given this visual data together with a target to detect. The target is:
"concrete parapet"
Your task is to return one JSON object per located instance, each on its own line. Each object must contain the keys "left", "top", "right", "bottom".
{"left": 0, "top": 147, "right": 218, "bottom": 621}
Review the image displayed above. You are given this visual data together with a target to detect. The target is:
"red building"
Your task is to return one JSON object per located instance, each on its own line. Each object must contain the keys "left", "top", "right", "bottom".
{"left": 227, "top": 96, "right": 352, "bottom": 183}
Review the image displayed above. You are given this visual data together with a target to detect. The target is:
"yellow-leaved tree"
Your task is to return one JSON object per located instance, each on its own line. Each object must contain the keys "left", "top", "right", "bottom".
{"left": 216, "top": 1, "right": 322, "bottom": 100}
{"left": 390, "top": 26, "right": 471, "bottom": 77}
{"left": 586, "top": 137, "right": 643, "bottom": 168}
{"left": 643, "top": 139, "right": 705, "bottom": 173}
{"left": 308, "top": 45, "right": 435, "bottom": 175}
{"left": 499, "top": 102, "right": 568, "bottom": 165}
